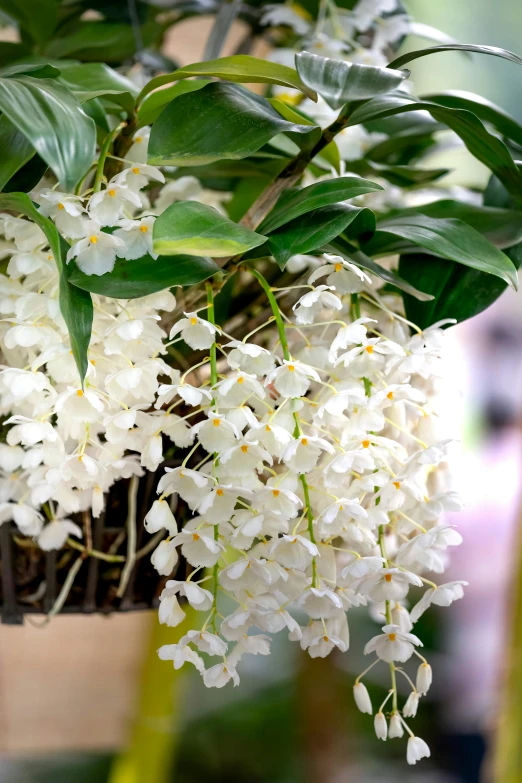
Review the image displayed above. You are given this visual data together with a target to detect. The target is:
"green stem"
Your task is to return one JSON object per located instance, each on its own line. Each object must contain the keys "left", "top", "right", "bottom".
{"left": 92, "top": 122, "right": 126, "bottom": 193}
{"left": 205, "top": 281, "right": 220, "bottom": 629}
{"left": 250, "top": 268, "right": 317, "bottom": 586}
{"left": 351, "top": 294, "right": 371, "bottom": 397}
{"left": 378, "top": 523, "right": 398, "bottom": 712}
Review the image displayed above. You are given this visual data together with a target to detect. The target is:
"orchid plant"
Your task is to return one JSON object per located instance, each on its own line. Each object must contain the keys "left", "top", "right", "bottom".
{"left": 1, "top": 0, "right": 522, "bottom": 768}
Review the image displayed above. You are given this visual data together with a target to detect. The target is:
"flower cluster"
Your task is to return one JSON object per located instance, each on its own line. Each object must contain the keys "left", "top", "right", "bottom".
{"left": 151, "top": 255, "right": 465, "bottom": 765}
{"left": 0, "top": 154, "right": 198, "bottom": 549}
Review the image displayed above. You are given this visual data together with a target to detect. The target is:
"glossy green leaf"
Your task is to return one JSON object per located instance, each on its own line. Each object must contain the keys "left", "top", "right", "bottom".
{"left": 386, "top": 200, "right": 522, "bottom": 249}
{"left": 258, "top": 176, "right": 383, "bottom": 234}
{"left": 59, "top": 62, "right": 138, "bottom": 115}
{"left": 153, "top": 201, "right": 267, "bottom": 257}
{"left": 138, "top": 55, "right": 317, "bottom": 105}
{"left": 0, "top": 75, "right": 96, "bottom": 191}
{"left": 388, "top": 43, "right": 522, "bottom": 70}
{"left": 148, "top": 82, "right": 320, "bottom": 167}
{"left": 0, "top": 62, "right": 61, "bottom": 79}
{"left": 399, "top": 246, "right": 522, "bottom": 328}
{"left": 137, "top": 79, "right": 211, "bottom": 128}
{"left": 364, "top": 215, "right": 519, "bottom": 289}
{"left": 423, "top": 90, "right": 522, "bottom": 148}
{"left": 0, "top": 43, "right": 31, "bottom": 68}
{"left": 68, "top": 253, "right": 220, "bottom": 299}
{"left": 295, "top": 51, "right": 408, "bottom": 110}
{"left": 328, "top": 240, "right": 435, "bottom": 302}
{"left": 0, "top": 115, "right": 35, "bottom": 191}
{"left": 0, "top": 193, "right": 92, "bottom": 382}
{"left": 348, "top": 92, "right": 522, "bottom": 198}
{"left": 267, "top": 204, "right": 375, "bottom": 269}
{"left": 0, "top": 0, "right": 59, "bottom": 44}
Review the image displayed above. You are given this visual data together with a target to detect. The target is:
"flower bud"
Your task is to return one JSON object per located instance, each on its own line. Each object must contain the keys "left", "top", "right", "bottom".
{"left": 353, "top": 682, "right": 372, "bottom": 714}
{"left": 416, "top": 663, "right": 432, "bottom": 695}
{"left": 374, "top": 711, "right": 387, "bottom": 740}
{"left": 407, "top": 736, "right": 430, "bottom": 765}
{"left": 388, "top": 712, "right": 404, "bottom": 739}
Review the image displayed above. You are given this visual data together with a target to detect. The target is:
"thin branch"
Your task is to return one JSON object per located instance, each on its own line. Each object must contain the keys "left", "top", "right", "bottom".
{"left": 116, "top": 475, "right": 139, "bottom": 598}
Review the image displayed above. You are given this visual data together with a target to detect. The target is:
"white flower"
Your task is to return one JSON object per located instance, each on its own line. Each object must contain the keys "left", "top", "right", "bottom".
{"left": 352, "top": 0, "right": 398, "bottom": 32}
{"left": 113, "top": 216, "right": 157, "bottom": 260}
{"left": 265, "top": 360, "right": 320, "bottom": 398}
{"left": 402, "top": 691, "right": 420, "bottom": 718}
{"left": 37, "top": 191, "right": 89, "bottom": 238}
{"left": 151, "top": 539, "right": 178, "bottom": 575}
{"left": 203, "top": 661, "right": 240, "bottom": 688}
{"left": 37, "top": 518, "right": 82, "bottom": 551}
{"left": 225, "top": 340, "right": 276, "bottom": 376}
{"left": 353, "top": 682, "right": 372, "bottom": 714}
{"left": 260, "top": 4, "right": 311, "bottom": 34}
{"left": 113, "top": 164, "right": 164, "bottom": 191}
{"left": 169, "top": 312, "right": 219, "bottom": 350}
{"left": 66, "top": 228, "right": 125, "bottom": 276}
{"left": 292, "top": 285, "right": 342, "bottom": 325}
{"left": 171, "top": 530, "right": 223, "bottom": 567}
{"left": 389, "top": 713, "right": 404, "bottom": 739}
{"left": 88, "top": 185, "right": 141, "bottom": 226}
{"left": 416, "top": 663, "right": 432, "bottom": 695}
{"left": 144, "top": 499, "right": 177, "bottom": 535}
{"left": 282, "top": 434, "right": 334, "bottom": 473}
{"left": 309, "top": 255, "right": 371, "bottom": 294}
{"left": 158, "top": 642, "right": 204, "bottom": 672}
{"left": 410, "top": 581, "right": 468, "bottom": 623}
{"left": 357, "top": 568, "right": 422, "bottom": 602}
{"left": 364, "top": 624, "right": 422, "bottom": 663}
{"left": 374, "top": 711, "right": 387, "bottom": 740}
{"left": 407, "top": 736, "right": 430, "bottom": 765}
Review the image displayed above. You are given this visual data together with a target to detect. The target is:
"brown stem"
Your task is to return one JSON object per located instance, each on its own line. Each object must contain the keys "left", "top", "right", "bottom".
{"left": 240, "top": 105, "right": 352, "bottom": 230}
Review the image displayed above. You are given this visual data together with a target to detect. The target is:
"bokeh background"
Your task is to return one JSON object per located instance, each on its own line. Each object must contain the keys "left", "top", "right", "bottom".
{"left": 1, "top": 1, "right": 522, "bottom": 781}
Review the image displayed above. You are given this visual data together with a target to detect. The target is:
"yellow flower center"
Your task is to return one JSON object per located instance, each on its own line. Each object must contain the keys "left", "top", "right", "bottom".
{"left": 287, "top": 364, "right": 295, "bottom": 372}
{"left": 89, "top": 236, "right": 98, "bottom": 244}
{"left": 134, "top": 137, "right": 143, "bottom": 143}
{"left": 76, "top": 390, "right": 83, "bottom": 397}
{"left": 58, "top": 203, "right": 65, "bottom": 211}
{"left": 190, "top": 317, "right": 198, "bottom": 325}
{"left": 265, "top": 425, "right": 271, "bottom": 432}
{"left": 132, "top": 167, "right": 140, "bottom": 174}
{"left": 272, "top": 489, "right": 280, "bottom": 497}
{"left": 139, "top": 225, "right": 148, "bottom": 233}
{"left": 387, "top": 391, "right": 394, "bottom": 399}
{"left": 365, "top": 345, "right": 374, "bottom": 354}
{"left": 334, "top": 263, "right": 342, "bottom": 272}
{"left": 393, "top": 481, "right": 401, "bottom": 490}
{"left": 213, "top": 419, "right": 220, "bottom": 427}
{"left": 361, "top": 439, "right": 370, "bottom": 448}
{"left": 216, "top": 489, "right": 224, "bottom": 497}
{"left": 192, "top": 533, "right": 200, "bottom": 541}
{"left": 237, "top": 376, "right": 244, "bottom": 384}
{"left": 384, "top": 574, "right": 392, "bottom": 583}
{"left": 241, "top": 445, "right": 249, "bottom": 453}
{"left": 323, "top": 635, "right": 329, "bottom": 642}
{"left": 388, "top": 633, "right": 396, "bottom": 642}
{"left": 108, "top": 189, "right": 116, "bottom": 197}
{"left": 301, "top": 438, "right": 308, "bottom": 446}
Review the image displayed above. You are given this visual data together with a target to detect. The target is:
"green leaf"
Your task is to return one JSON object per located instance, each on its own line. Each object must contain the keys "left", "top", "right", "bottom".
{"left": 423, "top": 90, "right": 522, "bottom": 148}
{"left": 137, "top": 54, "right": 317, "bottom": 106}
{"left": 153, "top": 201, "right": 267, "bottom": 257}
{"left": 68, "top": 253, "right": 220, "bottom": 299}
{"left": 148, "top": 82, "right": 320, "bottom": 167}
{"left": 385, "top": 200, "right": 522, "bottom": 248}
{"left": 388, "top": 43, "right": 522, "bottom": 70}
{"left": 347, "top": 92, "right": 522, "bottom": 199}
{"left": 0, "top": 115, "right": 35, "bottom": 191}
{"left": 0, "top": 62, "right": 61, "bottom": 79}
{"left": 399, "top": 246, "right": 522, "bottom": 328}
{"left": 328, "top": 240, "right": 435, "bottom": 302}
{"left": 363, "top": 215, "right": 519, "bottom": 289}
{"left": 258, "top": 176, "right": 383, "bottom": 234}
{"left": 59, "top": 62, "right": 138, "bottom": 115}
{"left": 44, "top": 21, "right": 161, "bottom": 63}
{"left": 0, "top": 43, "right": 31, "bottom": 69}
{"left": 267, "top": 204, "right": 375, "bottom": 269}
{"left": 348, "top": 159, "right": 450, "bottom": 187}
{"left": 0, "top": 0, "right": 59, "bottom": 44}
{"left": 0, "top": 75, "right": 96, "bottom": 191}
{"left": 137, "top": 79, "right": 211, "bottom": 128}
{"left": 295, "top": 51, "right": 408, "bottom": 110}
{"left": 0, "top": 193, "right": 92, "bottom": 383}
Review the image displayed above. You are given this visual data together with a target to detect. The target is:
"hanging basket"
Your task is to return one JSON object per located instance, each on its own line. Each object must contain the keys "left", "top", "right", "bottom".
{"left": 0, "top": 468, "right": 181, "bottom": 624}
